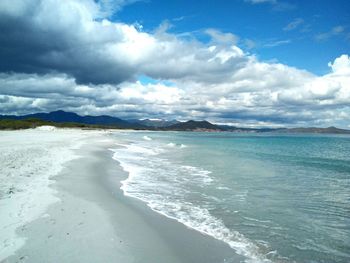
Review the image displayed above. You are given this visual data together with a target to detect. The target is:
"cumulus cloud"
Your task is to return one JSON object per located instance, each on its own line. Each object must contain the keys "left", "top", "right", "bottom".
{"left": 0, "top": 0, "right": 349, "bottom": 128}
{"left": 277, "top": 55, "right": 350, "bottom": 107}
{"left": 328, "top": 54, "right": 350, "bottom": 75}
{"left": 0, "top": 0, "right": 249, "bottom": 85}
{"left": 1, "top": 54, "right": 349, "bottom": 127}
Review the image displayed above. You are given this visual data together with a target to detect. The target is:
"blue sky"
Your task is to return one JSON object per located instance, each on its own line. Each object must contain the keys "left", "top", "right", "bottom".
{"left": 115, "top": 0, "right": 350, "bottom": 75}
{"left": 0, "top": 0, "right": 349, "bottom": 128}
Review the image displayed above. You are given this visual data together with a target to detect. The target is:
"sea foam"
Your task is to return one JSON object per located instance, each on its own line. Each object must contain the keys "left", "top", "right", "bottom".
{"left": 111, "top": 138, "right": 271, "bottom": 263}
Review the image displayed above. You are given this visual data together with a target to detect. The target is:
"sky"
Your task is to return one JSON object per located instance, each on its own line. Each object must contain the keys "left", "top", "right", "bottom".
{"left": 0, "top": 0, "right": 349, "bottom": 128}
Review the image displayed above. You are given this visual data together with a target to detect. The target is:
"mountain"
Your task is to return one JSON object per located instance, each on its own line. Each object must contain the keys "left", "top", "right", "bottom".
{"left": 218, "top": 125, "right": 277, "bottom": 133}
{"left": 1, "top": 111, "right": 350, "bottom": 134}
{"left": 128, "top": 118, "right": 179, "bottom": 128}
{"left": 165, "top": 120, "right": 223, "bottom": 131}
{"left": 0, "top": 110, "right": 145, "bottom": 129}
{"left": 165, "top": 121, "right": 350, "bottom": 133}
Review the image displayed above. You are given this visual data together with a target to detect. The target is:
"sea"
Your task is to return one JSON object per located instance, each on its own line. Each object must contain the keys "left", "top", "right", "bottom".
{"left": 110, "top": 131, "right": 350, "bottom": 263}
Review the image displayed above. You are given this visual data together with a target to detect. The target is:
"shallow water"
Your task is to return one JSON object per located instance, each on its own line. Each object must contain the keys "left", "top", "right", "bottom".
{"left": 111, "top": 131, "right": 350, "bottom": 263}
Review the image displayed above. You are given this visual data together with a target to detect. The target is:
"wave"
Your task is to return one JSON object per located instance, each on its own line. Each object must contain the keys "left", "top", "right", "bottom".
{"left": 143, "top": 135, "right": 152, "bottom": 141}
{"left": 111, "top": 140, "right": 273, "bottom": 263}
{"left": 216, "top": 186, "right": 231, "bottom": 190}
{"left": 180, "top": 165, "right": 213, "bottom": 184}
{"left": 167, "top": 142, "right": 187, "bottom": 148}
{"left": 146, "top": 201, "right": 269, "bottom": 263}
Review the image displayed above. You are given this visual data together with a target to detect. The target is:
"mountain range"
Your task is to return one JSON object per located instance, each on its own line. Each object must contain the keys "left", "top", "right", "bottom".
{"left": 1, "top": 110, "right": 350, "bottom": 134}
{"left": 127, "top": 118, "right": 179, "bottom": 128}
{"left": 0, "top": 110, "right": 144, "bottom": 129}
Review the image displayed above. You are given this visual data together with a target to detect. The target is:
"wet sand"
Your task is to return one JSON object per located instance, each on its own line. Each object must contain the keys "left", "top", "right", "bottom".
{"left": 3, "top": 133, "right": 243, "bottom": 263}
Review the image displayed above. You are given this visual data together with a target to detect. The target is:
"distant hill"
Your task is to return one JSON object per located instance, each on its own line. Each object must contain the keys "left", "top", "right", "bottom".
{"left": 0, "top": 110, "right": 146, "bottom": 129}
{"left": 1, "top": 111, "right": 350, "bottom": 134}
{"left": 280, "top": 126, "right": 350, "bottom": 134}
{"left": 218, "top": 125, "right": 277, "bottom": 133}
{"left": 128, "top": 118, "right": 179, "bottom": 128}
{"left": 165, "top": 120, "right": 223, "bottom": 131}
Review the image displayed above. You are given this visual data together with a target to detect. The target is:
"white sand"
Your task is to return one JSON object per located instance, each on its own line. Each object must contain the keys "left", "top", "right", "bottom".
{"left": 0, "top": 128, "right": 105, "bottom": 261}
{"left": 0, "top": 128, "right": 242, "bottom": 263}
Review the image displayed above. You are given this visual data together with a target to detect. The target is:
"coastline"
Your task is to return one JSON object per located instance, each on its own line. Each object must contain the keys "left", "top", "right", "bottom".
{"left": 2, "top": 129, "right": 242, "bottom": 263}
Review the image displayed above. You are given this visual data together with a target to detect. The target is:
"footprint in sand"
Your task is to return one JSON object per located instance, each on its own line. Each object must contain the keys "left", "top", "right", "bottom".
{"left": 3, "top": 238, "right": 14, "bottom": 248}
{"left": 19, "top": 255, "right": 28, "bottom": 261}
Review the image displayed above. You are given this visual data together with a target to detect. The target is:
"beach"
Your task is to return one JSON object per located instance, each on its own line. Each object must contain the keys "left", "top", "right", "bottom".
{"left": 1, "top": 0, "right": 349, "bottom": 262}
{"left": 0, "top": 128, "right": 241, "bottom": 263}
{"left": 2, "top": 128, "right": 349, "bottom": 263}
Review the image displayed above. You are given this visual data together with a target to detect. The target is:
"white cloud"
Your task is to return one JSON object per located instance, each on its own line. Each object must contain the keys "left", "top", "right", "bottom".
{"left": 2, "top": 54, "right": 349, "bottom": 127}
{"left": 245, "top": 0, "right": 277, "bottom": 4}
{"left": 328, "top": 54, "right": 350, "bottom": 75}
{"left": 0, "top": 0, "right": 250, "bottom": 85}
{"left": 205, "top": 29, "right": 239, "bottom": 45}
{"left": 283, "top": 18, "right": 304, "bottom": 31}
{"left": 244, "top": 39, "right": 256, "bottom": 49}
{"left": 332, "top": 26, "right": 345, "bottom": 34}
{"left": 264, "top": 39, "right": 291, "bottom": 47}
{"left": 315, "top": 25, "right": 346, "bottom": 41}
{"left": 97, "top": 0, "right": 142, "bottom": 17}
{"left": 277, "top": 55, "right": 350, "bottom": 106}
{"left": 0, "top": 0, "right": 349, "bottom": 128}
{"left": 118, "top": 81, "right": 183, "bottom": 104}
{"left": 244, "top": 0, "right": 296, "bottom": 11}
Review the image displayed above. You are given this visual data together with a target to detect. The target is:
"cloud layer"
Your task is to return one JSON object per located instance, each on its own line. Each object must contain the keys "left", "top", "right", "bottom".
{"left": 0, "top": 0, "right": 349, "bottom": 128}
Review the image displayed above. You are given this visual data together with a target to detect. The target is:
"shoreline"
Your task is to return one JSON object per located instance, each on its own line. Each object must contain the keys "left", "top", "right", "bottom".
{"left": 2, "top": 130, "right": 243, "bottom": 263}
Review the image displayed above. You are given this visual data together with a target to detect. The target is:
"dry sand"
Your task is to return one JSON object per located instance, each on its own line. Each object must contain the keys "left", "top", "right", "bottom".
{"left": 1, "top": 128, "right": 242, "bottom": 263}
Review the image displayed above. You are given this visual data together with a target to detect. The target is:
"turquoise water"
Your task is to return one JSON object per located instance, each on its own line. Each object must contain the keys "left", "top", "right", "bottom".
{"left": 111, "top": 132, "right": 350, "bottom": 263}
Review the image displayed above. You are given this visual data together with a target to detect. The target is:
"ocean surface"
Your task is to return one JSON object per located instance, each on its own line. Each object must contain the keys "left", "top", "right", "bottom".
{"left": 110, "top": 131, "right": 350, "bottom": 263}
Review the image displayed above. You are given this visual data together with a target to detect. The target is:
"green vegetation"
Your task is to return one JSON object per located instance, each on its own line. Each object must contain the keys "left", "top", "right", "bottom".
{"left": 0, "top": 118, "right": 123, "bottom": 130}
{"left": 0, "top": 118, "right": 51, "bottom": 130}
